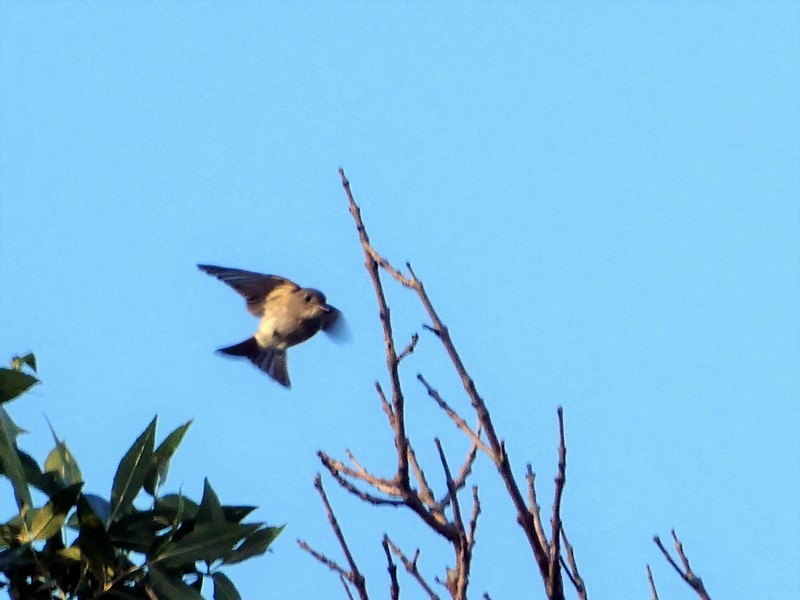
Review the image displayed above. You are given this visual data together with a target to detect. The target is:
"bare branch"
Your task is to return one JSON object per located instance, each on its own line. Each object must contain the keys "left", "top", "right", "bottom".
{"left": 440, "top": 440, "right": 479, "bottom": 508}
{"left": 340, "top": 168, "right": 410, "bottom": 490}
{"left": 466, "top": 486, "right": 481, "bottom": 550}
{"left": 297, "top": 540, "right": 351, "bottom": 591}
{"left": 376, "top": 382, "right": 394, "bottom": 424}
{"left": 402, "top": 260, "right": 556, "bottom": 592}
{"left": 560, "top": 527, "right": 587, "bottom": 600}
{"left": 346, "top": 448, "right": 369, "bottom": 476}
{"left": 399, "top": 333, "right": 420, "bottom": 361}
{"left": 559, "top": 557, "right": 578, "bottom": 595}
{"left": 549, "top": 407, "right": 567, "bottom": 589}
{"left": 335, "top": 170, "right": 574, "bottom": 600}
{"left": 340, "top": 574, "right": 356, "bottom": 600}
{"left": 525, "top": 465, "right": 549, "bottom": 555}
{"left": 385, "top": 535, "right": 440, "bottom": 600}
{"left": 417, "top": 374, "right": 491, "bottom": 455}
{"left": 366, "top": 244, "right": 415, "bottom": 288}
{"left": 300, "top": 475, "right": 369, "bottom": 599}
{"left": 434, "top": 438, "right": 464, "bottom": 532}
{"left": 646, "top": 565, "right": 659, "bottom": 600}
{"left": 320, "top": 451, "right": 402, "bottom": 501}
{"left": 407, "top": 442, "right": 440, "bottom": 512}
{"left": 653, "top": 531, "right": 711, "bottom": 600}
{"left": 382, "top": 536, "right": 400, "bottom": 600}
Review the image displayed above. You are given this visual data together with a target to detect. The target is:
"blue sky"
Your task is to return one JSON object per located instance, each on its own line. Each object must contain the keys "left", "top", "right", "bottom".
{"left": 1, "top": 2, "right": 798, "bottom": 598}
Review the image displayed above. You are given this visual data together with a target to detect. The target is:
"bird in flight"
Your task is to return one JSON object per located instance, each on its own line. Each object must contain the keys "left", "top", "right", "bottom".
{"left": 198, "top": 264, "right": 345, "bottom": 387}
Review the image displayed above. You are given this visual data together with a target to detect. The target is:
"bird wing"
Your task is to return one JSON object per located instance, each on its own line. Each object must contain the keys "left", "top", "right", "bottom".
{"left": 198, "top": 264, "right": 299, "bottom": 317}
{"left": 320, "top": 304, "right": 350, "bottom": 342}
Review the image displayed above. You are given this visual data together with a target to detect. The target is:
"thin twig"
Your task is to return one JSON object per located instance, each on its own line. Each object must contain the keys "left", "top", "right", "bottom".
{"left": 466, "top": 486, "right": 481, "bottom": 550}
{"left": 340, "top": 168, "right": 411, "bottom": 490}
{"left": 560, "top": 527, "right": 587, "bottom": 600}
{"left": 653, "top": 531, "right": 711, "bottom": 600}
{"left": 440, "top": 439, "right": 479, "bottom": 508}
{"left": 365, "top": 244, "right": 415, "bottom": 287}
{"left": 525, "top": 465, "right": 549, "bottom": 554}
{"left": 376, "top": 382, "right": 395, "bottom": 424}
{"left": 417, "top": 374, "right": 491, "bottom": 455}
{"left": 407, "top": 442, "right": 440, "bottom": 514}
{"left": 385, "top": 536, "right": 440, "bottom": 600}
{"left": 646, "top": 565, "right": 659, "bottom": 600}
{"left": 320, "top": 451, "right": 403, "bottom": 502}
{"left": 301, "top": 475, "right": 369, "bottom": 600}
{"left": 346, "top": 449, "right": 369, "bottom": 476}
{"left": 399, "top": 333, "right": 420, "bottom": 361}
{"left": 401, "top": 260, "right": 555, "bottom": 592}
{"left": 340, "top": 574, "right": 356, "bottom": 600}
{"left": 298, "top": 540, "right": 351, "bottom": 584}
{"left": 548, "top": 407, "right": 567, "bottom": 592}
{"left": 382, "top": 536, "right": 400, "bottom": 600}
{"left": 335, "top": 170, "right": 570, "bottom": 600}
{"left": 434, "top": 438, "right": 473, "bottom": 599}
{"left": 435, "top": 438, "right": 464, "bottom": 532}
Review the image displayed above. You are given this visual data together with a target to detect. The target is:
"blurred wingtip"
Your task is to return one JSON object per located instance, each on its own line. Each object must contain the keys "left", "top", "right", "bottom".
{"left": 324, "top": 313, "right": 352, "bottom": 344}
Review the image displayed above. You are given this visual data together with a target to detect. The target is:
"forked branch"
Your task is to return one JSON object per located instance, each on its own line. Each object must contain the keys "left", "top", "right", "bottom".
{"left": 309, "top": 169, "right": 580, "bottom": 600}
{"left": 653, "top": 530, "right": 711, "bottom": 600}
{"left": 298, "top": 475, "right": 368, "bottom": 600}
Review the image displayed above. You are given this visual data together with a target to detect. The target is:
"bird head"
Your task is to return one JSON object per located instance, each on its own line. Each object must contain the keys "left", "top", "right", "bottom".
{"left": 294, "top": 288, "right": 331, "bottom": 319}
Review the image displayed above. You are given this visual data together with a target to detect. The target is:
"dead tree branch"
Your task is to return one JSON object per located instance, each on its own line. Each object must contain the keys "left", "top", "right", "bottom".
{"left": 549, "top": 407, "right": 567, "bottom": 590}
{"left": 560, "top": 527, "right": 587, "bottom": 600}
{"left": 653, "top": 530, "right": 711, "bottom": 600}
{"left": 646, "top": 564, "right": 659, "bottom": 600}
{"left": 385, "top": 535, "right": 440, "bottom": 600}
{"left": 339, "top": 169, "right": 571, "bottom": 598}
{"left": 382, "top": 537, "right": 400, "bottom": 600}
{"left": 298, "top": 475, "right": 369, "bottom": 600}
{"left": 306, "top": 169, "right": 579, "bottom": 600}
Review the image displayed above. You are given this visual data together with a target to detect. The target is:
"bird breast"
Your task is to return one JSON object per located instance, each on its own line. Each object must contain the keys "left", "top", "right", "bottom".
{"left": 255, "top": 297, "right": 322, "bottom": 349}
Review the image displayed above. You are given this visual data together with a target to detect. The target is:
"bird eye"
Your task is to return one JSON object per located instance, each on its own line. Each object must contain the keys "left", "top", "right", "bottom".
{"left": 304, "top": 294, "right": 312, "bottom": 303}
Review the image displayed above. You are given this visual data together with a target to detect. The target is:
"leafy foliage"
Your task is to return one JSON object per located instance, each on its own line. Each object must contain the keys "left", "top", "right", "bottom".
{"left": 0, "top": 353, "right": 282, "bottom": 599}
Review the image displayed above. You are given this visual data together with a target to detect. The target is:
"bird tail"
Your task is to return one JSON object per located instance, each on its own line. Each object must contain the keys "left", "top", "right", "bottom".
{"left": 217, "top": 338, "right": 290, "bottom": 388}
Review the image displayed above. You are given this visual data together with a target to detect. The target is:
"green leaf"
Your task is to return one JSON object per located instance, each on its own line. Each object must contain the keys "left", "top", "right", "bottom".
{"left": 77, "top": 494, "right": 116, "bottom": 585}
{"left": 109, "top": 509, "right": 160, "bottom": 553}
{"left": 0, "top": 408, "right": 31, "bottom": 510}
{"left": 155, "top": 494, "right": 198, "bottom": 542}
{"left": 144, "top": 420, "right": 192, "bottom": 496}
{"left": 56, "top": 546, "right": 82, "bottom": 562}
{"left": 44, "top": 420, "right": 83, "bottom": 488}
{"left": 213, "top": 571, "right": 242, "bottom": 600}
{"left": 157, "top": 494, "right": 199, "bottom": 521}
{"left": 0, "top": 521, "right": 22, "bottom": 546}
{"left": 44, "top": 442, "right": 83, "bottom": 488}
{"left": 0, "top": 368, "right": 38, "bottom": 404}
{"left": 82, "top": 493, "right": 111, "bottom": 525}
{"left": 17, "top": 449, "right": 61, "bottom": 496}
{"left": 11, "top": 354, "right": 37, "bottom": 373}
{"left": 28, "top": 482, "right": 82, "bottom": 541}
{"left": 110, "top": 416, "right": 157, "bottom": 521}
{"left": 148, "top": 565, "right": 205, "bottom": 600}
{"left": 0, "top": 546, "right": 31, "bottom": 571}
{"left": 224, "top": 524, "right": 284, "bottom": 565}
{"left": 221, "top": 505, "right": 257, "bottom": 523}
{"left": 196, "top": 479, "right": 224, "bottom": 525}
{"left": 154, "top": 522, "right": 258, "bottom": 570}
{"left": 28, "top": 507, "right": 64, "bottom": 542}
